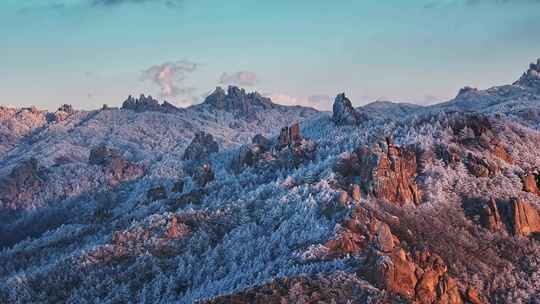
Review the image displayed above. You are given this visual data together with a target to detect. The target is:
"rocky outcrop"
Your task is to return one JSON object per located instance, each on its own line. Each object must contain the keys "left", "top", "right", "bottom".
{"left": 473, "top": 197, "right": 540, "bottom": 237}
{"left": 0, "top": 106, "right": 47, "bottom": 156}
{"left": 491, "top": 140, "right": 513, "bottom": 164}
{"left": 522, "top": 173, "right": 540, "bottom": 195}
{"left": 335, "top": 139, "right": 422, "bottom": 205}
{"left": 480, "top": 198, "right": 504, "bottom": 232}
{"left": 511, "top": 198, "right": 540, "bottom": 237}
{"left": 466, "top": 153, "right": 500, "bottom": 178}
{"left": 204, "top": 271, "right": 387, "bottom": 304}
{"left": 46, "top": 104, "right": 74, "bottom": 123}
{"left": 514, "top": 58, "right": 540, "bottom": 89}
{"left": 363, "top": 231, "right": 463, "bottom": 303}
{"left": 332, "top": 93, "right": 364, "bottom": 126}
{"left": 121, "top": 94, "right": 179, "bottom": 113}
{"left": 0, "top": 158, "right": 46, "bottom": 211}
{"left": 233, "top": 123, "right": 317, "bottom": 172}
{"left": 203, "top": 86, "right": 275, "bottom": 118}
{"left": 182, "top": 132, "right": 219, "bottom": 161}
{"left": 317, "top": 205, "right": 465, "bottom": 303}
{"left": 89, "top": 145, "right": 144, "bottom": 187}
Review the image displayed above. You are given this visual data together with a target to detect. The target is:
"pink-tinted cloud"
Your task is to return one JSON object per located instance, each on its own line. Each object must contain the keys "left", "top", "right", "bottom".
{"left": 141, "top": 60, "right": 198, "bottom": 98}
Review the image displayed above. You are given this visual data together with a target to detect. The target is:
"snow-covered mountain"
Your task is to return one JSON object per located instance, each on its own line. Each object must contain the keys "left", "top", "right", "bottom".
{"left": 1, "top": 61, "right": 540, "bottom": 303}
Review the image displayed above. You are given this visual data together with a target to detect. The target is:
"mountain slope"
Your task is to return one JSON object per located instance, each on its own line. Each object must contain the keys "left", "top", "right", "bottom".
{"left": 1, "top": 60, "right": 540, "bottom": 303}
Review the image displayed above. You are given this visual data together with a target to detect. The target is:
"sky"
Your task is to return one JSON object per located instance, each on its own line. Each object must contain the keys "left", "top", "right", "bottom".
{"left": 1, "top": 0, "right": 539, "bottom": 111}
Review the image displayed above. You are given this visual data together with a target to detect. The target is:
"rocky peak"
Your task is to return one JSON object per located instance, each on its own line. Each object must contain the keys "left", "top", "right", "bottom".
{"left": 121, "top": 94, "right": 179, "bottom": 113}
{"left": 332, "top": 93, "right": 363, "bottom": 126}
{"left": 46, "top": 104, "right": 75, "bottom": 123}
{"left": 514, "top": 58, "right": 540, "bottom": 89}
{"left": 202, "top": 86, "right": 275, "bottom": 117}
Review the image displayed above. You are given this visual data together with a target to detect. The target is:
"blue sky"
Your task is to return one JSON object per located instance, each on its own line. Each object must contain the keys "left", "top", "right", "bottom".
{"left": 1, "top": 0, "right": 539, "bottom": 110}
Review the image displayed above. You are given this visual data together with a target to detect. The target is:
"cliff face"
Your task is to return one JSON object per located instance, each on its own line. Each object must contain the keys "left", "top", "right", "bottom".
{"left": 334, "top": 139, "right": 422, "bottom": 206}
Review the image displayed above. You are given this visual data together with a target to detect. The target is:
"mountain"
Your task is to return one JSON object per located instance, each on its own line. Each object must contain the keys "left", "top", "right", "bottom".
{"left": 1, "top": 60, "right": 540, "bottom": 303}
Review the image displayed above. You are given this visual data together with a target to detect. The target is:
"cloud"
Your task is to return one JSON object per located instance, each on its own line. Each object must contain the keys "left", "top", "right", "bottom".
{"left": 219, "top": 71, "right": 258, "bottom": 87}
{"left": 266, "top": 93, "right": 333, "bottom": 111}
{"left": 141, "top": 60, "right": 198, "bottom": 98}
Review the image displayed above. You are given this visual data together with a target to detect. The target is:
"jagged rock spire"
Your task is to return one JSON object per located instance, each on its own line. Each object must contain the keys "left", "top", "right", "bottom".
{"left": 202, "top": 86, "right": 274, "bottom": 117}
{"left": 514, "top": 58, "right": 540, "bottom": 88}
{"left": 332, "top": 93, "right": 363, "bottom": 126}
{"left": 121, "top": 94, "right": 179, "bottom": 113}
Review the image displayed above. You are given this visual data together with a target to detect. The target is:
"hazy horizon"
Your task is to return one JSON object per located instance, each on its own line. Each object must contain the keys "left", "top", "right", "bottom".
{"left": 1, "top": 0, "right": 539, "bottom": 111}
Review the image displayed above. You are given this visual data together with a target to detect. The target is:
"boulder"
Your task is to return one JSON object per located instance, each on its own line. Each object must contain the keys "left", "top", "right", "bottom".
{"left": 332, "top": 93, "right": 363, "bottom": 126}
{"left": 183, "top": 132, "right": 219, "bottom": 161}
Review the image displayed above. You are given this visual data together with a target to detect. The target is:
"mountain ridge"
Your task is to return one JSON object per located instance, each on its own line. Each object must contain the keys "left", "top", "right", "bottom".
{"left": 1, "top": 59, "right": 540, "bottom": 303}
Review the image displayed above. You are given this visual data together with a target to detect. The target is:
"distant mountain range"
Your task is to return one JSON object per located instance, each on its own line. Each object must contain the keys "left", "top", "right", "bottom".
{"left": 1, "top": 59, "right": 540, "bottom": 303}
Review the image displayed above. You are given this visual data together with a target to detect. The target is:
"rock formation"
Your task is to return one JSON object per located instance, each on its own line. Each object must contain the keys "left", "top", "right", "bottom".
{"left": 491, "top": 140, "right": 513, "bottom": 164}
{"left": 0, "top": 106, "right": 47, "bottom": 156}
{"left": 514, "top": 58, "right": 540, "bottom": 89}
{"left": 204, "top": 271, "right": 387, "bottom": 304}
{"left": 0, "top": 158, "right": 46, "bottom": 211}
{"left": 511, "top": 198, "right": 540, "bottom": 237}
{"left": 121, "top": 94, "right": 179, "bottom": 113}
{"left": 332, "top": 93, "right": 364, "bottom": 126}
{"left": 234, "top": 123, "right": 317, "bottom": 171}
{"left": 474, "top": 197, "right": 540, "bottom": 237}
{"left": 183, "top": 132, "right": 219, "bottom": 161}
{"left": 203, "top": 86, "right": 275, "bottom": 118}
{"left": 480, "top": 198, "right": 504, "bottom": 232}
{"left": 335, "top": 139, "right": 422, "bottom": 205}
{"left": 466, "top": 153, "right": 500, "bottom": 178}
{"left": 46, "top": 104, "right": 75, "bottom": 123}
{"left": 522, "top": 173, "right": 540, "bottom": 195}
{"left": 89, "top": 145, "right": 143, "bottom": 186}
{"left": 316, "top": 205, "right": 465, "bottom": 303}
